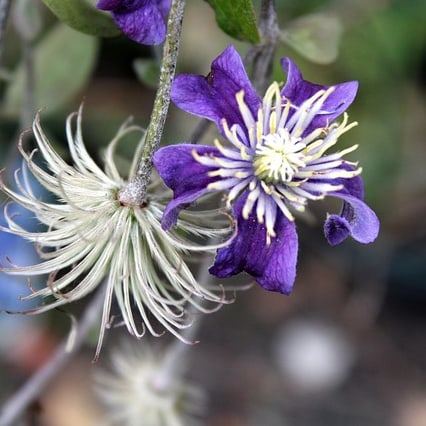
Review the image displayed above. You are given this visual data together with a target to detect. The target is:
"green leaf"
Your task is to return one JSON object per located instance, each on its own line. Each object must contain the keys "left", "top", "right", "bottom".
{"left": 281, "top": 13, "right": 343, "bottom": 64}
{"left": 41, "top": 0, "right": 120, "bottom": 37}
{"left": 133, "top": 59, "right": 160, "bottom": 89}
{"left": 205, "top": 0, "right": 260, "bottom": 44}
{"left": 3, "top": 24, "right": 98, "bottom": 115}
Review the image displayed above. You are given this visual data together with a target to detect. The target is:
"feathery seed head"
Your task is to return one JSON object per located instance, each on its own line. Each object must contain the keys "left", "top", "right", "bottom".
{"left": 94, "top": 342, "right": 205, "bottom": 426}
{"left": 0, "top": 106, "right": 232, "bottom": 358}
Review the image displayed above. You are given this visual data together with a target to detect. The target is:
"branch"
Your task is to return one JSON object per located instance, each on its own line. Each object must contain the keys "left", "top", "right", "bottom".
{"left": 118, "top": 0, "right": 186, "bottom": 206}
{"left": 0, "top": 0, "right": 11, "bottom": 60}
{"left": 0, "top": 284, "right": 107, "bottom": 426}
{"left": 189, "top": 0, "right": 280, "bottom": 144}
{"left": 244, "top": 0, "right": 280, "bottom": 93}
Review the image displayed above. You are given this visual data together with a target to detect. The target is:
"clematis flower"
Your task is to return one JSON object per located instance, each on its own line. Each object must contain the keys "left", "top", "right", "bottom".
{"left": 153, "top": 45, "right": 380, "bottom": 295}
{"left": 0, "top": 106, "right": 231, "bottom": 358}
{"left": 96, "top": 0, "right": 171, "bottom": 45}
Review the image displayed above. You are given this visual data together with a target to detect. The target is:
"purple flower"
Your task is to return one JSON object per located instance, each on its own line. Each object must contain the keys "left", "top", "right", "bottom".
{"left": 153, "top": 46, "right": 380, "bottom": 294}
{"left": 96, "top": 0, "right": 171, "bottom": 45}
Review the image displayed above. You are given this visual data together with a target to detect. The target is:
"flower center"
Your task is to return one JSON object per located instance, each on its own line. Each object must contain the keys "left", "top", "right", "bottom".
{"left": 195, "top": 81, "right": 361, "bottom": 245}
{"left": 253, "top": 128, "right": 306, "bottom": 184}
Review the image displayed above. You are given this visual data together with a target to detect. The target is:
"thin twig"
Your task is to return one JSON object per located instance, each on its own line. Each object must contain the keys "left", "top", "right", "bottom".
{"left": 189, "top": 0, "right": 280, "bottom": 144}
{"left": 3, "top": 0, "right": 38, "bottom": 177}
{"left": 137, "top": 0, "right": 185, "bottom": 179}
{"left": 119, "top": 0, "right": 186, "bottom": 206}
{"left": 244, "top": 0, "right": 280, "bottom": 93}
{"left": 0, "top": 284, "right": 107, "bottom": 426}
{"left": 12, "top": 0, "right": 40, "bottom": 130}
{"left": 0, "top": 0, "right": 11, "bottom": 60}
{"left": 20, "top": 38, "right": 35, "bottom": 131}
{"left": 189, "top": 118, "right": 211, "bottom": 144}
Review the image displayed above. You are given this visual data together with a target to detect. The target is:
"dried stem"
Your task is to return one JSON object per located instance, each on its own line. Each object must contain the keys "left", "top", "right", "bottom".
{"left": 245, "top": 0, "right": 280, "bottom": 93}
{"left": 0, "top": 0, "right": 11, "bottom": 59}
{"left": 189, "top": 0, "right": 280, "bottom": 144}
{"left": 118, "top": 0, "right": 186, "bottom": 206}
{"left": 20, "top": 39, "right": 35, "bottom": 131}
{"left": 190, "top": 117, "right": 212, "bottom": 144}
{"left": 0, "top": 284, "right": 107, "bottom": 426}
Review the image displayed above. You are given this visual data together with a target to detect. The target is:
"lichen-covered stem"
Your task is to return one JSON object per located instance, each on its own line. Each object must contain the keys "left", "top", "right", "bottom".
{"left": 118, "top": 0, "right": 186, "bottom": 206}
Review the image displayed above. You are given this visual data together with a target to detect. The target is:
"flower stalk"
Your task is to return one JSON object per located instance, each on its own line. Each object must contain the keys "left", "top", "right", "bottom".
{"left": 0, "top": 282, "right": 107, "bottom": 426}
{"left": 0, "top": 0, "right": 12, "bottom": 59}
{"left": 244, "top": 0, "right": 280, "bottom": 93}
{"left": 117, "top": 0, "right": 186, "bottom": 207}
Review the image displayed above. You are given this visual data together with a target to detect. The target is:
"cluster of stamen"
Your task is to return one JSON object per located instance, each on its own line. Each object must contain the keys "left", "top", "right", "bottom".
{"left": 254, "top": 129, "right": 306, "bottom": 184}
{"left": 193, "top": 81, "right": 360, "bottom": 244}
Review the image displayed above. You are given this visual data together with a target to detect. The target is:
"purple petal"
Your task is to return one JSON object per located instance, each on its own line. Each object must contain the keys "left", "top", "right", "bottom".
{"left": 157, "top": 0, "right": 172, "bottom": 18}
{"left": 210, "top": 196, "right": 298, "bottom": 295}
{"left": 96, "top": 0, "right": 125, "bottom": 9}
{"left": 98, "top": 0, "right": 170, "bottom": 45}
{"left": 171, "top": 45, "right": 260, "bottom": 137}
{"left": 325, "top": 192, "right": 379, "bottom": 245}
{"left": 96, "top": 0, "right": 145, "bottom": 12}
{"left": 280, "top": 57, "right": 358, "bottom": 130}
{"left": 97, "top": 0, "right": 171, "bottom": 16}
{"left": 324, "top": 214, "right": 351, "bottom": 245}
{"left": 153, "top": 144, "right": 221, "bottom": 230}
{"left": 324, "top": 167, "right": 379, "bottom": 245}
{"left": 337, "top": 165, "right": 365, "bottom": 200}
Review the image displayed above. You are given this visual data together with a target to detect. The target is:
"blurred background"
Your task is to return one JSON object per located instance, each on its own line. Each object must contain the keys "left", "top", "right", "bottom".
{"left": 0, "top": 0, "right": 425, "bottom": 425}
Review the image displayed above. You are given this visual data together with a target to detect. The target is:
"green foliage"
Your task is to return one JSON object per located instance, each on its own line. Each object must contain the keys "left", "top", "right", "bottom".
{"left": 337, "top": 0, "right": 426, "bottom": 207}
{"left": 205, "top": 0, "right": 260, "bottom": 43}
{"left": 133, "top": 59, "right": 160, "bottom": 89}
{"left": 41, "top": 0, "right": 120, "bottom": 37}
{"left": 282, "top": 13, "right": 342, "bottom": 64}
{"left": 3, "top": 24, "right": 98, "bottom": 115}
